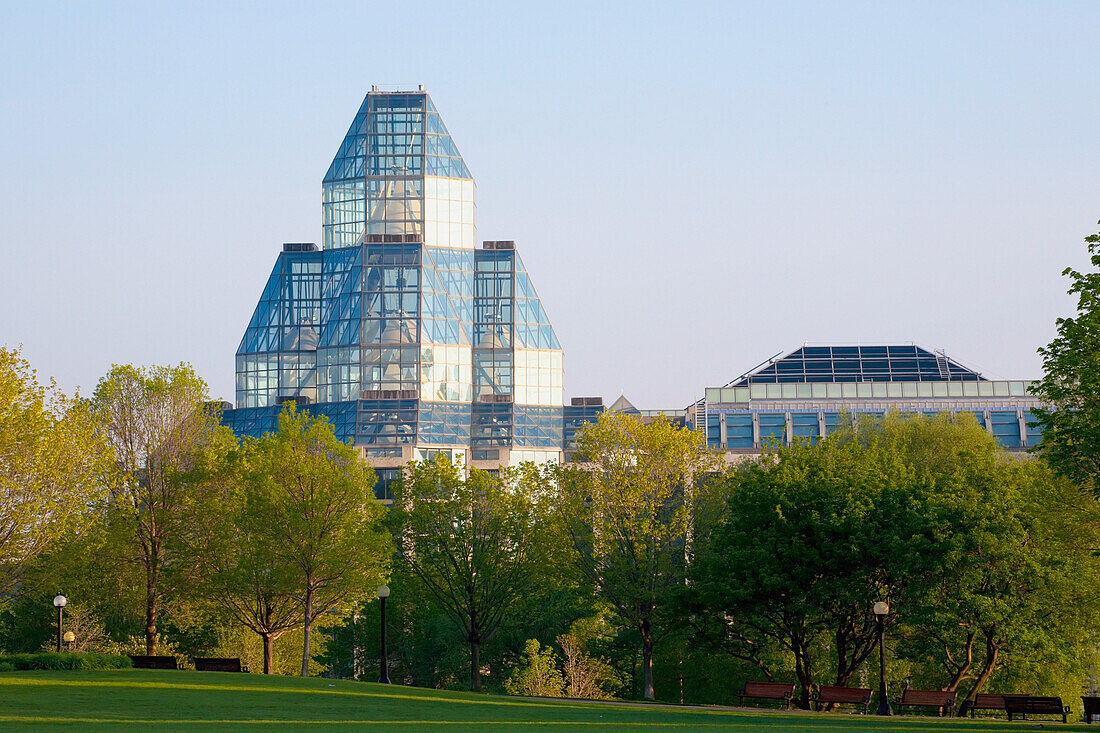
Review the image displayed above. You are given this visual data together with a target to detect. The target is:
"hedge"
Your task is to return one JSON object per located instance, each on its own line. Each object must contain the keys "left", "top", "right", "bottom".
{"left": 0, "top": 652, "right": 133, "bottom": 671}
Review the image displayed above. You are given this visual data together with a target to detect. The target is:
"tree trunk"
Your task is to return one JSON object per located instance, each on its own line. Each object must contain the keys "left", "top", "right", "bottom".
{"left": 263, "top": 633, "right": 274, "bottom": 675}
{"left": 640, "top": 619, "right": 654, "bottom": 700}
{"left": 469, "top": 636, "right": 481, "bottom": 691}
{"left": 958, "top": 639, "right": 999, "bottom": 716}
{"left": 301, "top": 588, "right": 313, "bottom": 677}
{"left": 145, "top": 573, "right": 158, "bottom": 655}
{"left": 792, "top": 636, "right": 815, "bottom": 710}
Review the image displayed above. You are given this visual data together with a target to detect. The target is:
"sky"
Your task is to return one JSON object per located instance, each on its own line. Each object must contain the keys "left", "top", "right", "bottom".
{"left": 1, "top": 1, "right": 1098, "bottom": 408}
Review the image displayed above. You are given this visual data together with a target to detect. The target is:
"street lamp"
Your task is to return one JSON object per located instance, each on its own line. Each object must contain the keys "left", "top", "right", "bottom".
{"left": 53, "top": 594, "right": 67, "bottom": 653}
{"left": 377, "top": 585, "right": 391, "bottom": 684}
{"left": 63, "top": 631, "right": 75, "bottom": 651}
{"left": 874, "top": 601, "right": 892, "bottom": 716}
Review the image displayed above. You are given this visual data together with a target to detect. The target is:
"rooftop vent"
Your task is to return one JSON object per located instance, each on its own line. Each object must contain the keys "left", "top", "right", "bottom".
{"left": 482, "top": 240, "right": 515, "bottom": 250}
{"left": 282, "top": 242, "right": 318, "bottom": 252}
{"left": 571, "top": 397, "right": 604, "bottom": 407}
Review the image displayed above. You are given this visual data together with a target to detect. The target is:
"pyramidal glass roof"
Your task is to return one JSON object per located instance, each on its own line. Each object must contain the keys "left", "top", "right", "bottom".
{"left": 323, "top": 90, "right": 471, "bottom": 183}
{"left": 513, "top": 251, "right": 561, "bottom": 351}
{"left": 727, "top": 345, "right": 986, "bottom": 385}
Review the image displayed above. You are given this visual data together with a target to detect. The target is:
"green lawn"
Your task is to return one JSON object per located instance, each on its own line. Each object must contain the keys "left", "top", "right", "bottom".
{"left": 0, "top": 670, "right": 1092, "bottom": 732}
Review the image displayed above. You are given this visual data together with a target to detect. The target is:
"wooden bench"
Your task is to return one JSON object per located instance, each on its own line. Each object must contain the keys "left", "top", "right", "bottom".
{"left": 1005, "top": 696, "right": 1070, "bottom": 723}
{"left": 1084, "top": 696, "right": 1100, "bottom": 724}
{"left": 815, "top": 686, "right": 872, "bottom": 714}
{"left": 194, "top": 657, "right": 247, "bottom": 673}
{"left": 968, "top": 693, "right": 1030, "bottom": 718}
{"left": 894, "top": 688, "right": 957, "bottom": 716}
{"left": 129, "top": 655, "right": 178, "bottom": 670}
{"left": 736, "top": 681, "right": 796, "bottom": 710}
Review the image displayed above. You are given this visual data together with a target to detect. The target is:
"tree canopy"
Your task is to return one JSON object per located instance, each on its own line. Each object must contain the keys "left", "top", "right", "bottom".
{"left": 388, "top": 458, "right": 556, "bottom": 691}
{"left": 554, "top": 411, "right": 722, "bottom": 700}
{"left": 1031, "top": 222, "right": 1100, "bottom": 496}
{"left": 0, "top": 346, "right": 111, "bottom": 599}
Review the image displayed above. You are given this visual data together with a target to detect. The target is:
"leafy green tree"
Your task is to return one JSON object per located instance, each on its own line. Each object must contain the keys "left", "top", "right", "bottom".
{"left": 689, "top": 411, "right": 1100, "bottom": 710}
{"left": 505, "top": 639, "right": 565, "bottom": 697}
{"left": 1031, "top": 222, "right": 1100, "bottom": 496}
{"left": 389, "top": 458, "right": 556, "bottom": 691}
{"left": 247, "top": 405, "right": 391, "bottom": 677}
{"left": 0, "top": 346, "right": 111, "bottom": 599}
{"left": 554, "top": 411, "right": 722, "bottom": 700}
{"left": 896, "top": 456, "right": 1100, "bottom": 713}
{"left": 181, "top": 448, "right": 301, "bottom": 674}
{"left": 91, "top": 363, "right": 233, "bottom": 655}
{"left": 690, "top": 423, "right": 916, "bottom": 707}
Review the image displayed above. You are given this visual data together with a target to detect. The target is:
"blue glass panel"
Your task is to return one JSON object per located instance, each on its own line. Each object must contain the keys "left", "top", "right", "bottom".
{"left": 791, "top": 412, "right": 820, "bottom": 444}
{"left": 990, "top": 410, "right": 1021, "bottom": 448}
{"left": 725, "top": 413, "right": 754, "bottom": 449}
{"left": 758, "top": 413, "right": 786, "bottom": 446}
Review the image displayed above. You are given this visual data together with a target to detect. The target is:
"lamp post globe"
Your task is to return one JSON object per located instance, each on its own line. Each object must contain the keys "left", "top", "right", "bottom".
{"left": 874, "top": 601, "right": 892, "bottom": 716}
{"left": 377, "top": 586, "right": 391, "bottom": 684}
{"left": 53, "top": 594, "right": 67, "bottom": 653}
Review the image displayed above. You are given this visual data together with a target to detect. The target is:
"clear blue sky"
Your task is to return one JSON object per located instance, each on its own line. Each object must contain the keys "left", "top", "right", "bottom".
{"left": 2, "top": 1, "right": 1098, "bottom": 407}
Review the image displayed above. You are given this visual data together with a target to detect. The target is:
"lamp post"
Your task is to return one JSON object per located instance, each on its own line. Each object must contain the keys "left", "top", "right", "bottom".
{"left": 53, "top": 594, "right": 67, "bottom": 653}
{"left": 874, "top": 601, "right": 892, "bottom": 716}
{"left": 377, "top": 585, "right": 390, "bottom": 684}
{"left": 63, "top": 631, "right": 75, "bottom": 651}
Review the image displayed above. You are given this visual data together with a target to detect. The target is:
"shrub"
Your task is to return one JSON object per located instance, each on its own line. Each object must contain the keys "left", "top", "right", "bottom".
{"left": 505, "top": 639, "right": 564, "bottom": 698}
{"left": 0, "top": 652, "right": 132, "bottom": 670}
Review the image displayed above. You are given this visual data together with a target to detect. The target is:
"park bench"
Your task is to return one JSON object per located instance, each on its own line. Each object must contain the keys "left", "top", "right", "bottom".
{"left": 967, "top": 693, "right": 1030, "bottom": 718}
{"left": 1084, "top": 696, "right": 1100, "bottom": 724}
{"left": 129, "top": 655, "right": 178, "bottom": 670}
{"left": 1005, "top": 695, "right": 1070, "bottom": 723}
{"left": 736, "top": 681, "right": 796, "bottom": 709}
{"left": 894, "top": 688, "right": 957, "bottom": 716}
{"left": 814, "top": 686, "right": 872, "bottom": 714}
{"left": 193, "top": 657, "right": 247, "bottom": 673}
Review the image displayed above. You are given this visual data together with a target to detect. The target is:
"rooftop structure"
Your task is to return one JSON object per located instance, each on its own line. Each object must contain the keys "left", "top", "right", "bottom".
{"left": 224, "top": 88, "right": 565, "bottom": 489}
{"left": 693, "top": 344, "right": 1041, "bottom": 455}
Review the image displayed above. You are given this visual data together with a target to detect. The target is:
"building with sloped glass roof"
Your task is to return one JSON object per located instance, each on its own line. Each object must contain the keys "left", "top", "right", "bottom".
{"left": 223, "top": 88, "right": 564, "bottom": 491}
{"left": 688, "top": 344, "right": 1042, "bottom": 456}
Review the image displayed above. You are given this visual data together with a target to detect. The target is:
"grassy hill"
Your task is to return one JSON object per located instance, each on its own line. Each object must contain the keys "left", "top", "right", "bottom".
{"left": 0, "top": 670, "right": 1093, "bottom": 731}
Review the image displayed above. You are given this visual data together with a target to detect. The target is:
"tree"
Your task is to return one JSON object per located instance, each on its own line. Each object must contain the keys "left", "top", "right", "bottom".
{"left": 689, "top": 423, "right": 915, "bottom": 707}
{"left": 505, "top": 639, "right": 565, "bottom": 697}
{"left": 896, "top": 456, "right": 1100, "bottom": 713}
{"left": 688, "top": 411, "right": 1100, "bottom": 710}
{"left": 91, "top": 363, "right": 233, "bottom": 655}
{"left": 553, "top": 411, "right": 722, "bottom": 700}
{"left": 0, "top": 346, "right": 111, "bottom": 599}
{"left": 389, "top": 458, "right": 556, "bottom": 691}
{"left": 558, "top": 631, "right": 616, "bottom": 700}
{"left": 183, "top": 448, "right": 302, "bottom": 674}
{"left": 249, "top": 405, "right": 390, "bottom": 677}
{"left": 1030, "top": 222, "right": 1100, "bottom": 496}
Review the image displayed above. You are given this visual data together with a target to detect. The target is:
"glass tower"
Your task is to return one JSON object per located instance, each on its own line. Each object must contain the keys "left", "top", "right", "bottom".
{"left": 225, "top": 88, "right": 564, "bottom": 477}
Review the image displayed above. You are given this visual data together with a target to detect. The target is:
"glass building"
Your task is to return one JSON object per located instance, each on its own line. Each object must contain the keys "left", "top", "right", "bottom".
{"left": 691, "top": 345, "right": 1043, "bottom": 455}
{"left": 224, "top": 88, "right": 564, "bottom": 483}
